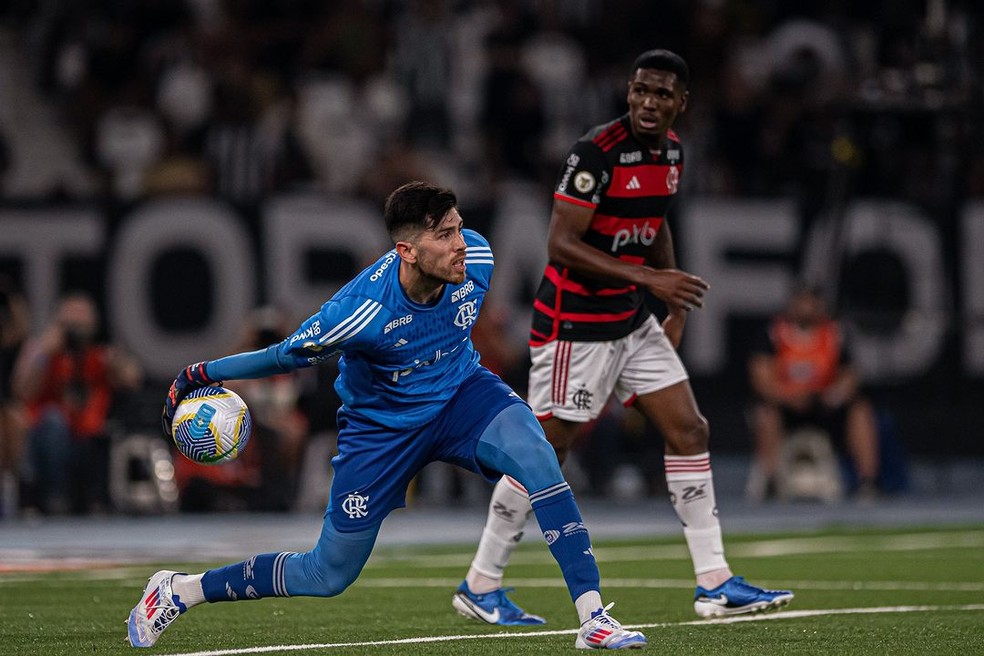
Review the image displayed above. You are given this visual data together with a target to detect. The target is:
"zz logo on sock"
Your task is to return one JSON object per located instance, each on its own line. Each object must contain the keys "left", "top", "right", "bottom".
{"left": 682, "top": 484, "right": 707, "bottom": 501}
{"left": 492, "top": 501, "right": 516, "bottom": 521}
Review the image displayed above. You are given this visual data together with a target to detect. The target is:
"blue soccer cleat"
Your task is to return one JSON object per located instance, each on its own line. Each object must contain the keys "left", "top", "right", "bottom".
{"left": 575, "top": 603, "right": 647, "bottom": 650}
{"left": 452, "top": 581, "right": 547, "bottom": 626}
{"left": 126, "top": 570, "right": 187, "bottom": 647}
{"left": 693, "top": 575, "right": 794, "bottom": 618}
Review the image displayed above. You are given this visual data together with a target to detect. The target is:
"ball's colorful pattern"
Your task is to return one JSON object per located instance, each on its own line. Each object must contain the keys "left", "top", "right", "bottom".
{"left": 172, "top": 386, "right": 251, "bottom": 464}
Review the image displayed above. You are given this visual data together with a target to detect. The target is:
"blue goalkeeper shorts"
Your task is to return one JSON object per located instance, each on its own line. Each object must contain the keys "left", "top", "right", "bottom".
{"left": 327, "top": 366, "right": 527, "bottom": 532}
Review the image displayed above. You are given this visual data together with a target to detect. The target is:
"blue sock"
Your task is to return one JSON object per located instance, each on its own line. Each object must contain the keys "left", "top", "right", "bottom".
{"left": 201, "top": 551, "right": 294, "bottom": 602}
{"left": 529, "top": 482, "right": 600, "bottom": 602}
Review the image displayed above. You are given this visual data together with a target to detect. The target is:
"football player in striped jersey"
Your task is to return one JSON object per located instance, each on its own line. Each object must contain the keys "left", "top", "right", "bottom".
{"left": 456, "top": 50, "right": 793, "bottom": 624}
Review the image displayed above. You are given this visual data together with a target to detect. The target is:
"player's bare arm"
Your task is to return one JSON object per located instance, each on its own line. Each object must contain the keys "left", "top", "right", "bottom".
{"left": 548, "top": 199, "right": 707, "bottom": 313}
{"left": 646, "top": 219, "right": 700, "bottom": 347}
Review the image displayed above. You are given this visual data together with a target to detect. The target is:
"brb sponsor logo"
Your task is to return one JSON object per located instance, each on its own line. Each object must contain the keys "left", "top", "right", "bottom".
{"left": 451, "top": 280, "right": 474, "bottom": 303}
{"left": 384, "top": 314, "right": 412, "bottom": 334}
{"left": 611, "top": 221, "right": 657, "bottom": 252}
{"left": 370, "top": 252, "right": 397, "bottom": 281}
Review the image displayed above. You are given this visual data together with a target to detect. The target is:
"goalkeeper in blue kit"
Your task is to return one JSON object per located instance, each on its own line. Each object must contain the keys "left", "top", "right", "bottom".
{"left": 126, "top": 181, "right": 647, "bottom": 650}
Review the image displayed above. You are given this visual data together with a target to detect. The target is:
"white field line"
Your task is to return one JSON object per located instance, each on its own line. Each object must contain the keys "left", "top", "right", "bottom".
{"left": 369, "top": 530, "right": 984, "bottom": 567}
{"left": 166, "top": 604, "right": 984, "bottom": 656}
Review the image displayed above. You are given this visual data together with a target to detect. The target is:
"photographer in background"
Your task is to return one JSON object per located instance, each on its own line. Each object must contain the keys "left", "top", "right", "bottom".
{"left": 13, "top": 293, "right": 142, "bottom": 515}
{"left": 0, "top": 277, "right": 30, "bottom": 518}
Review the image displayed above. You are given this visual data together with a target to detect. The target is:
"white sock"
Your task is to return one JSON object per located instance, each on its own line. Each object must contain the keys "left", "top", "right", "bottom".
{"left": 574, "top": 590, "right": 604, "bottom": 624}
{"left": 465, "top": 476, "right": 532, "bottom": 593}
{"left": 171, "top": 573, "right": 206, "bottom": 609}
{"left": 664, "top": 453, "right": 730, "bottom": 576}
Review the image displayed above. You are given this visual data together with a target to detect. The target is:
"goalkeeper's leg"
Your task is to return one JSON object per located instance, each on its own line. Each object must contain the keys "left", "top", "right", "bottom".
{"left": 186, "top": 519, "right": 379, "bottom": 604}
{"left": 129, "top": 519, "right": 379, "bottom": 647}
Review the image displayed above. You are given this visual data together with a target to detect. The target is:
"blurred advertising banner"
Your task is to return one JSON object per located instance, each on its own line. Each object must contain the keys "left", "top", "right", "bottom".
{"left": 2, "top": 192, "right": 982, "bottom": 453}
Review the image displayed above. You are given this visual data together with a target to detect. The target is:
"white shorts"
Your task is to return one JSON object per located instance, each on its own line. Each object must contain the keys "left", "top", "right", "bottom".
{"left": 528, "top": 315, "right": 689, "bottom": 422}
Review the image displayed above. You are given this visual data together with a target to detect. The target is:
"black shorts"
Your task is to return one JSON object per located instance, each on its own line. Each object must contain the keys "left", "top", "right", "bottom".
{"left": 780, "top": 403, "right": 849, "bottom": 449}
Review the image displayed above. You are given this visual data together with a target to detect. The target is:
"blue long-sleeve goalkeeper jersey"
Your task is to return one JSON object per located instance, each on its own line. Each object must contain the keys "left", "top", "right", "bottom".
{"left": 207, "top": 229, "right": 495, "bottom": 429}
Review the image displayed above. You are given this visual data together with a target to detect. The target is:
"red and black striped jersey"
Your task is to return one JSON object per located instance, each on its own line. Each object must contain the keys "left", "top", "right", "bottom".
{"left": 530, "top": 115, "right": 684, "bottom": 345}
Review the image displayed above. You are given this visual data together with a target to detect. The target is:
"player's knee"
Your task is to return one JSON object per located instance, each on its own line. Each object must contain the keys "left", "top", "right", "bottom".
{"left": 289, "top": 522, "right": 377, "bottom": 598}
{"left": 477, "top": 403, "right": 565, "bottom": 490}
{"left": 318, "top": 568, "right": 359, "bottom": 597}
{"left": 542, "top": 419, "right": 578, "bottom": 465}
{"left": 673, "top": 414, "right": 710, "bottom": 453}
{"left": 301, "top": 551, "right": 361, "bottom": 597}
{"left": 518, "top": 433, "right": 564, "bottom": 490}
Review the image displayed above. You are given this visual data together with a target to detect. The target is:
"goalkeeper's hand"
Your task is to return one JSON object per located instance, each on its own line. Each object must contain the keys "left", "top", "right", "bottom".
{"left": 162, "top": 361, "right": 220, "bottom": 437}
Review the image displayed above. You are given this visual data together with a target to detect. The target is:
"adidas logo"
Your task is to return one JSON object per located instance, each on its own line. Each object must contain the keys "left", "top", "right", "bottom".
{"left": 625, "top": 175, "right": 641, "bottom": 190}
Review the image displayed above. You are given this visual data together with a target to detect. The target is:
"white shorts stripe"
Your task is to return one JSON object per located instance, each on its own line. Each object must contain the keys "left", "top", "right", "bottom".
{"left": 551, "top": 341, "right": 571, "bottom": 407}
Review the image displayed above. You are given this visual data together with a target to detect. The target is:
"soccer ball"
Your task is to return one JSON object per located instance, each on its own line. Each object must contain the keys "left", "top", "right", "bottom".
{"left": 171, "top": 386, "right": 252, "bottom": 465}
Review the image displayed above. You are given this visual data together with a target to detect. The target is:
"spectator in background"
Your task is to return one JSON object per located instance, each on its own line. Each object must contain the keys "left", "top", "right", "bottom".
{"left": 93, "top": 81, "right": 166, "bottom": 200}
{"left": 391, "top": 0, "right": 455, "bottom": 149}
{"left": 13, "top": 293, "right": 142, "bottom": 515}
{"left": 0, "top": 277, "right": 30, "bottom": 518}
{"left": 201, "top": 69, "right": 314, "bottom": 205}
{"left": 746, "top": 284, "right": 880, "bottom": 501}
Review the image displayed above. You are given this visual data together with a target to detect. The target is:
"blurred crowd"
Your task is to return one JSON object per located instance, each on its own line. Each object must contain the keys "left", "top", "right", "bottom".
{"left": 1, "top": 0, "right": 978, "bottom": 516}
{"left": 0, "top": 279, "right": 343, "bottom": 518}
{"left": 0, "top": 0, "right": 979, "bottom": 206}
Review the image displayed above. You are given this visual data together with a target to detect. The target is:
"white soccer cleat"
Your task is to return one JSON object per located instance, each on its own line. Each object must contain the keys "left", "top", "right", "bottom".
{"left": 126, "top": 570, "right": 186, "bottom": 648}
{"left": 575, "top": 603, "right": 647, "bottom": 650}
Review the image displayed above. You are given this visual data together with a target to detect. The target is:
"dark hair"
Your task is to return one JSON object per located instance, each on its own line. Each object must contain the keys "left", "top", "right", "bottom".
{"left": 383, "top": 181, "right": 458, "bottom": 242}
{"left": 631, "top": 49, "right": 690, "bottom": 86}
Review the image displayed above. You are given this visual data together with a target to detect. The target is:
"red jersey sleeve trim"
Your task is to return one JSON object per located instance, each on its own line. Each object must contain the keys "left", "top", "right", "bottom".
{"left": 554, "top": 193, "right": 597, "bottom": 209}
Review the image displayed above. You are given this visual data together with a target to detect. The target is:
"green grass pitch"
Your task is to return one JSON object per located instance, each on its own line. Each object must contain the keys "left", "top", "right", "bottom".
{"left": 2, "top": 525, "right": 982, "bottom": 655}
